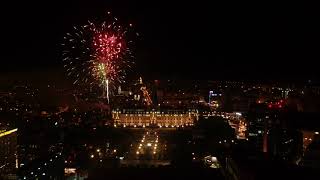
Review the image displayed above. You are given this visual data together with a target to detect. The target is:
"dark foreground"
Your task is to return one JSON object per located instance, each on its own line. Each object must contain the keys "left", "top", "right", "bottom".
{"left": 88, "top": 168, "right": 224, "bottom": 180}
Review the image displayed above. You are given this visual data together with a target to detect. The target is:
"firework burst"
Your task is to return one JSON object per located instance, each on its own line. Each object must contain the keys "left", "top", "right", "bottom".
{"left": 62, "top": 12, "right": 135, "bottom": 102}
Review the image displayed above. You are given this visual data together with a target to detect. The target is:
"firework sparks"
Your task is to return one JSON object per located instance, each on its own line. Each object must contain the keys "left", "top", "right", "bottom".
{"left": 62, "top": 12, "right": 135, "bottom": 102}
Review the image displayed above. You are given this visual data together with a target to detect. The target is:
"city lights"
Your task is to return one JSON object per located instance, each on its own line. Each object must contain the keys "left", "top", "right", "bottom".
{"left": 0, "top": 128, "right": 18, "bottom": 138}
{"left": 1, "top": 3, "right": 319, "bottom": 177}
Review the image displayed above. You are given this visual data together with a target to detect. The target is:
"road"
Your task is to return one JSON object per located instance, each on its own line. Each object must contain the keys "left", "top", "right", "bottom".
{"left": 120, "top": 129, "right": 170, "bottom": 167}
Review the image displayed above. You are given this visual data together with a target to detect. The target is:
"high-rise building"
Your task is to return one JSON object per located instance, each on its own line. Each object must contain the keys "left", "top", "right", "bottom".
{"left": 268, "top": 128, "right": 303, "bottom": 162}
{"left": 247, "top": 105, "right": 282, "bottom": 153}
{"left": 247, "top": 113, "right": 267, "bottom": 153}
{"left": 301, "top": 136, "right": 320, "bottom": 168}
{"left": 0, "top": 128, "right": 18, "bottom": 179}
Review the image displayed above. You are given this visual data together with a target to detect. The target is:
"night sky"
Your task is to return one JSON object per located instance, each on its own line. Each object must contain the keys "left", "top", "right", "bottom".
{"left": 1, "top": 1, "right": 319, "bottom": 80}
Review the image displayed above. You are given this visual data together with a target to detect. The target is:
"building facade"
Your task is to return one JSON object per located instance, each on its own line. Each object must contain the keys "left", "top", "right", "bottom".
{"left": 0, "top": 128, "right": 18, "bottom": 179}
{"left": 112, "top": 109, "right": 199, "bottom": 128}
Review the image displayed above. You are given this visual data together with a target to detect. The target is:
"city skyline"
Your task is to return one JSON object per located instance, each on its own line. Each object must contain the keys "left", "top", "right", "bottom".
{"left": 1, "top": 1, "right": 320, "bottom": 179}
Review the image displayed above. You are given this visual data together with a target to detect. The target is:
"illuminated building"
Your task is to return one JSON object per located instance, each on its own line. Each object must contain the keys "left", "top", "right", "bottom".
{"left": 208, "top": 91, "right": 221, "bottom": 104}
{"left": 0, "top": 128, "right": 18, "bottom": 179}
{"left": 112, "top": 109, "right": 198, "bottom": 128}
{"left": 247, "top": 114, "right": 267, "bottom": 152}
{"left": 208, "top": 91, "right": 221, "bottom": 110}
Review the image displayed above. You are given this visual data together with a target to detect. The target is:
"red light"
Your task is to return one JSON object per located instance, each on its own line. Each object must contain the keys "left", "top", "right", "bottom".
{"left": 278, "top": 105, "right": 282, "bottom": 108}
{"left": 280, "top": 100, "right": 284, "bottom": 103}
{"left": 268, "top": 104, "right": 272, "bottom": 108}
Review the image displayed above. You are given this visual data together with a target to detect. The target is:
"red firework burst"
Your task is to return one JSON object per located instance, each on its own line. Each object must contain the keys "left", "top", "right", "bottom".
{"left": 62, "top": 11, "right": 136, "bottom": 90}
